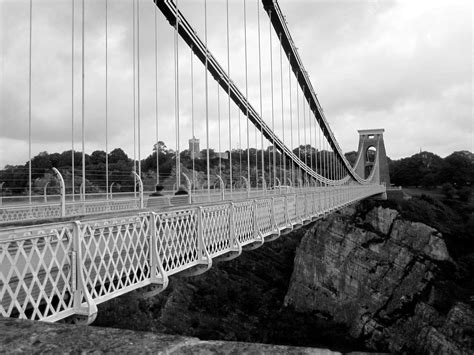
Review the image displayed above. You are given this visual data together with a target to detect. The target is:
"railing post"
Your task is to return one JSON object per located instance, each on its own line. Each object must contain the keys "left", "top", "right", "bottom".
{"left": 142, "top": 212, "right": 169, "bottom": 297}
{"left": 271, "top": 197, "right": 278, "bottom": 232}
{"left": 71, "top": 221, "right": 98, "bottom": 324}
{"left": 109, "top": 182, "right": 115, "bottom": 200}
{"left": 253, "top": 199, "right": 259, "bottom": 240}
{"left": 216, "top": 175, "right": 225, "bottom": 201}
{"left": 80, "top": 183, "right": 85, "bottom": 201}
{"left": 0, "top": 181, "right": 4, "bottom": 206}
{"left": 275, "top": 177, "right": 281, "bottom": 195}
{"left": 53, "top": 168, "right": 66, "bottom": 217}
{"left": 182, "top": 173, "right": 192, "bottom": 204}
{"left": 229, "top": 201, "right": 238, "bottom": 247}
{"left": 149, "top": 212, "right": 158, "bottom": 282}
{"left": 241, "top": 176, "right": 249, "bottom": 199}
{"left": 196, "top": 206, "right": 212, "bottom": 267}
{"left": 131, "top": 171, "right": 144, "bottom": 209}
{"left": 43, "top": 182, "right": 49, "bottom": 203}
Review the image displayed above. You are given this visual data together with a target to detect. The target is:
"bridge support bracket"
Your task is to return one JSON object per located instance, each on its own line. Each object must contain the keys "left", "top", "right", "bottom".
{"left": 143, "top": 212, "right": 170, "bottom": 298}
{"left": 177, "top": 207, "right": 212, "bottom": 277}
{"left": 69, "top": 221, "right": 98, "bottom": 325}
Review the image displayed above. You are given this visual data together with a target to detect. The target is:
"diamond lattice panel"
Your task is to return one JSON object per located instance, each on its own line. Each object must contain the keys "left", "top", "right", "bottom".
{"left": 295, "top": 194, "right": 306, "bottom": 219}
{"left": 0, "top": 224, "right": 74, "bottom": 321}
{"left": 155, "top": 209, "right": 199, "bottom": 274}
{"left": 273, "top": 197, "right": 286, "bottom": 228}
{"left": 287, "top": 195, "right": 297, "bottom": 222}
{"left": 255, "top": 199, "right": 273, "bottom": 236}
{"left": 79, "top": 216, "right": 151, "bottom": 301}
{"left": 234, "top": 201, "right": 254, "bottom": 244}
{"left": 202, "top": 205, "right": 231, "bottom": 257}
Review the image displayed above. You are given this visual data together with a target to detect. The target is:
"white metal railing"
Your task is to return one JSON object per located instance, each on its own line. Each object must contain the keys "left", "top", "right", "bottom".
{"left": 0, "top": 184, "right": 366, "bottom": 224}
{"left": 0, "top": 184, "right": 385, "bottom": 324}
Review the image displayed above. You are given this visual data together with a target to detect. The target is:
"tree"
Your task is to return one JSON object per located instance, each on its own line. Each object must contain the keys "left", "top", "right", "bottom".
{"left": 439, "top": 151, "right": 474, "bottom": 187}
{"left": 91, "top": 150, "right": 106, "bottom": 165}
{"left": 153, "top": 141, "right": 167, "bottom": 154}
{"left": 344, "top": 151, "right": 358, "bottom": 167}
{"left": 441, "top": 183, "right": 456, "bottom": 199}
{"left": 109, "top": 148, "right": 130, "bottom": 164}
{"left": 457, "top": 187, "right": 472, "bottom": 202}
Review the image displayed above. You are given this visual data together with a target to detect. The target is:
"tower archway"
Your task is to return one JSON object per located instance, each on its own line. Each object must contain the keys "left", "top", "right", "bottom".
{"left": 354, "top": 129, "right": 390, "bottom": 185}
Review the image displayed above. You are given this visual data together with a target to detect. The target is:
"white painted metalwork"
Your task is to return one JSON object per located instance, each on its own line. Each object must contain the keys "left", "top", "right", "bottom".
{"left": 1, "top": 184, "right": 385, "bottom": 324}
{"left": 0, "top": 182, "right": 4, "bottom": 207}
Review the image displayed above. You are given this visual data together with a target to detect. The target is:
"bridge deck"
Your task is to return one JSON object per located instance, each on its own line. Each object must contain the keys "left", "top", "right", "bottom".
{"left": 1, "top": 185, "right": 385, "bottom": 323}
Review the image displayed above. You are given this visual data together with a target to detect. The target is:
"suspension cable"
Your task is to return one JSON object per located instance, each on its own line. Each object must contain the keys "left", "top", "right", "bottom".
{"left": 155, "top": 2, "right": 159, "bottom": 184}
{"left": 137, "top": 0, "right": 141, "bottom": 177}
{"left": 288, "top": 51, "right": 293, "bottom": 185}
{"left": 309, "top": 104, "right": 313, "bottom": 175}
{"left": 81, "top": 0, "right": 85, "bottom": 200}
{"left": 191, "top": 45, "right": 195, "bottom": 190}
{"left": 269, "top": 10, "right": 276, "bottom": 188}
{"left": 296, "top": 72, "right": 300, "bottom": 185}
{"left": 28, "top": 0, "right": 33, "bottom": 204}
{"left": 105, "top": 0, "right": 109, "bottom": 198}
{"left": 279, "top": 33, "right": 285, "bottom": 185}
{"left": 174, "top": 0, "right": 180, "bottom": 188}
{"left": 238, "top": 108, "right": 242, "bottom": 181}
{"left": 132, "top": 0, "right": 136, "bottom": 195}
{"left": 226, "top": 0, "right": 232, "bottom": 194}
{"left": 257, "top": 0, "right": 264, "bottom": 189}
{"left": 204, "top": 0, "right": 210, "bottom": 195}
{"left": 217, "top": 80, "right": 221, "bottom": 177}
{"left": 314, "top": 109, "right": 318, "bottom": 177}
{"left": 71, "top": 0, "right": 75, "bottom": 201}
{"left": 303, "top": 86, "right": 307, "bottom": 178}
{"left": 244, "top": 0, "right": 250, "bottom": 192}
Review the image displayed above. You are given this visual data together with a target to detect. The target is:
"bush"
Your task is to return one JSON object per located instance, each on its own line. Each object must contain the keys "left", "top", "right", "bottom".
{"left": 441, "top": 183, "right": 456, "bottom": 199}
{"left": 457, "top": 186, "right": 472, "bottom": 202}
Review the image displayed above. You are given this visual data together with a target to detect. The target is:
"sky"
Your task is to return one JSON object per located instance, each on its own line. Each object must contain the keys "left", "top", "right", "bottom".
{"left": 0, "top": 0, "right": 472, "bottom": 169}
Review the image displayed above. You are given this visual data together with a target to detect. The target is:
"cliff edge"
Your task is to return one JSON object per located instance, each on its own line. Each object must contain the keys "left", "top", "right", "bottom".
{"left": 285, "top": 205, "right": 473, "bottom": 354}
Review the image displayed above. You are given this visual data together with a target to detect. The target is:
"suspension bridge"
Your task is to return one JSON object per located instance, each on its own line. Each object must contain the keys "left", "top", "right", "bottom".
{"left": 1, "top": 0, "right": 389, "bottom": 325}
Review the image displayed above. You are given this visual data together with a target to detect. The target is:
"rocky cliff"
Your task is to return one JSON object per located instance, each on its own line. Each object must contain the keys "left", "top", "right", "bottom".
{"left": 285, "top": 205, "right": 473, "bottom": 353}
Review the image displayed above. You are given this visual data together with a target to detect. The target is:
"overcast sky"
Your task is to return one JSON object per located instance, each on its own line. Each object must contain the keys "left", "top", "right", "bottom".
{"left": 1, "top": 0, "right": 472, "bottom": 169}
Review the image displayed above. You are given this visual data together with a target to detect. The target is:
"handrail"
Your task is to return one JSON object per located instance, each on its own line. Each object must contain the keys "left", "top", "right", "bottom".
{"left": 0, "top": 183, "right": 385, "bottom": 324}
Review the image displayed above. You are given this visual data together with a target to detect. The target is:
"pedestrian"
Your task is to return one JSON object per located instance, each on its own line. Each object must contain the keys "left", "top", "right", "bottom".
{"left": 147, "top": 184, "right": 167, "bottom": 209}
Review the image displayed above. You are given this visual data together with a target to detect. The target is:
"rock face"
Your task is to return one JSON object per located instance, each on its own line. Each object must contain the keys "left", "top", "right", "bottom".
{"left": 0, "top": 317, "right": 338, "bottom": 354}
{"left": 285, "top": 205, "right": 472, "bottom": 353}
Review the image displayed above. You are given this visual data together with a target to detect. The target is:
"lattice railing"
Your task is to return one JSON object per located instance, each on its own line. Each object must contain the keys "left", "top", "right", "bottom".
{"left": 77, "top": 216, "right": 151, "bottom": 304}
{"left": 0, "top": 223, "right": 75, "bottom": 322}
{"left": 234, "top": 200, "right": 255, "bottom": 246}
{"left": 202, "top": 204, "right": 231, "bottom": 257}
{"left": 155, "top": 209, "right": 201, "bottom": 276}
{"left": 1, "top": 184, "right": 385, "bottom": 323}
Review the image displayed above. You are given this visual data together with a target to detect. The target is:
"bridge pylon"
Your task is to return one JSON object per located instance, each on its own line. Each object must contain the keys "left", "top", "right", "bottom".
{"left": 354, "top": 129, "right": 390, "bottom": 186}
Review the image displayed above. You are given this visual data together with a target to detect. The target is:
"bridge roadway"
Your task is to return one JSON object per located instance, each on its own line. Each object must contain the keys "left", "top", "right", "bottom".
{"left": 0, "top": 184, "right": 384, "bottom": 324}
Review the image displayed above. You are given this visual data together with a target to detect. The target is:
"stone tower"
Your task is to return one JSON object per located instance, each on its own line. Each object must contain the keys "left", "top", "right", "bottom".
{"left": 189, "top": 136, "right": 200, "bottom": 159}
{"left": 354, "top": 129, "right": 390, "bottom": 185}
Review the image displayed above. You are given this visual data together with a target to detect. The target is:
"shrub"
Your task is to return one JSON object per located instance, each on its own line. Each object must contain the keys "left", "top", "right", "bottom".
{"left": 441, "top": 183, "right": 456, "bottom": 199}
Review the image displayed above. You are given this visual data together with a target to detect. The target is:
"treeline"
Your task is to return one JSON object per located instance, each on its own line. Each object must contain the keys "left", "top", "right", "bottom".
{"left": 4, "top": 144, "right": 470, "bottom": 198}
{"left": 0, "top": 142, "right": 340, "bottom": 195}
{"left": 389, "top": 150, "right": 473, "bottom": 199}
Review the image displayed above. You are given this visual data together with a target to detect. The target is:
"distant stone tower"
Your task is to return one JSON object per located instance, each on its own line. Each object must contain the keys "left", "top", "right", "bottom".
{"left": 354, "top": 129, "right": 390, "bottom": 185}
{"left": 189, "top": 136, "right": 201, "bottom": 159}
